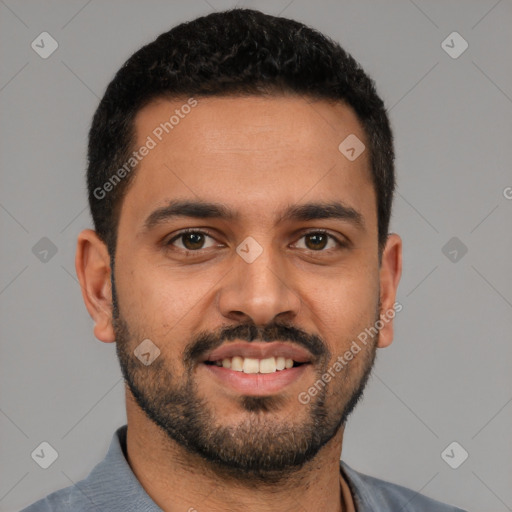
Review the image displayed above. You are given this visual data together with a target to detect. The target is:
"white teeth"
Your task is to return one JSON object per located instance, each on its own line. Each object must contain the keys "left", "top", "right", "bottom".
{"left": 276, "top": 356, "right": 286, "bottom": 371}
{"left": 259, "top": 357, "right": 276, "bottom": 373}
{"left": 242, "top": 357, "right": 260, "bottom": 374}
{"left": 211, "top": 356, "right": 297, "bottom": 373}
{"left": 231, "top": 356, "right": 244, "bottom": 372}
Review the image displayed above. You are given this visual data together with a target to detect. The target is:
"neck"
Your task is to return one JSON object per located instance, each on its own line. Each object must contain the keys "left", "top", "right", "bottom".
{"left": 125, "top": 393, "right": 346, "bottom": 512}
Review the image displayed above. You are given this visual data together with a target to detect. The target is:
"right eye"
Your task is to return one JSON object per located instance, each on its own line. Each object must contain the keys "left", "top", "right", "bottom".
{"left": 165, "top": 229, "right": 219, "bottom": 251}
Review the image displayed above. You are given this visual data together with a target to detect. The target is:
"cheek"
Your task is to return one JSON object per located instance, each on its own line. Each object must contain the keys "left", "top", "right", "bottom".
{"left": 305, "top": 263, "right": 380, "bottom": 342}
{"left": 117, "top": 262, "right": 215, "bottom": 338}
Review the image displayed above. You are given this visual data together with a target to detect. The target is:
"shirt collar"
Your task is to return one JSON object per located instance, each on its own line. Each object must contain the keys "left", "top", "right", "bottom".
{"left": 88, "top": 425, "right": 371, "bottom": 512}
{"left": 82, "top": 424, "right": 162, "bottom": 511}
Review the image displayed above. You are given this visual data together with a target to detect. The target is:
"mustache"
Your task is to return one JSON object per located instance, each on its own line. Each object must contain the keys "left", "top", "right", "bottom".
{"left": 184, "top": 321, "right": 328, "bottom": 366}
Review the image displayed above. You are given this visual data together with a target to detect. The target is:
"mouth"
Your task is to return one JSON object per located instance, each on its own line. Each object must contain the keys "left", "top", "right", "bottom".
{"left": 203, "top": 356, "right": 308, "bottom": 373}
{"left": 199, "top": 342, "right": 314, "bottom": 396}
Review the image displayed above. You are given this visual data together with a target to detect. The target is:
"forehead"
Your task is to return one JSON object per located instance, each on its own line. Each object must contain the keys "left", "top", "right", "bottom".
{"left": 119, "top": 95, "right": 376, "bottom": 231}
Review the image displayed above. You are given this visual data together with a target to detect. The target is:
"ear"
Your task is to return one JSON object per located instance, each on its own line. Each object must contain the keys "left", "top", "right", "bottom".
{"left": 377, "top": 233, "right": 402, "bottom": 348}
{"left": 75, "top": 229, "right": 116, "bottom": 343}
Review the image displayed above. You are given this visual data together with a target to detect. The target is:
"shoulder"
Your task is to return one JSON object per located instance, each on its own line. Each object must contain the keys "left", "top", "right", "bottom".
{"left": 340, "top": 461, "right": 467, "bottom": 512}
{"left": 20, "top": 426, "right": 123, "bottom": 512}
{"left": 19, "top": 484, "right": 96, "bottom": 512}
{"left": 19, "top": 425, "right": 160, "bottom": 512}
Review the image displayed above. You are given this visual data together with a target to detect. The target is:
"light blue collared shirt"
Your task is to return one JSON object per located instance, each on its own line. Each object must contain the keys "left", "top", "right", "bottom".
{"left": 21, "top": 424, "right": 467, "bottom": 511}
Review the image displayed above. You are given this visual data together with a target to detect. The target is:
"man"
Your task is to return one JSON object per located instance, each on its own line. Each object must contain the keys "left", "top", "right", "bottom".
{"left": 22, "top": 8, "right": 466, "bottom": 512}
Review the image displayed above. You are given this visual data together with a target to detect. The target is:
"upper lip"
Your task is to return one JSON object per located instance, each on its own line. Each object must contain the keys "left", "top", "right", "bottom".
{"left": 202, "top": 341, "right": 313, "bottom": 363}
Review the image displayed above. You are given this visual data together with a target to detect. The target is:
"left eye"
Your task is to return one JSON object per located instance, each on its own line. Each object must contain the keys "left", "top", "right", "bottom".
{"left": 293, "top": 231, "right": 340, "bottom": 251}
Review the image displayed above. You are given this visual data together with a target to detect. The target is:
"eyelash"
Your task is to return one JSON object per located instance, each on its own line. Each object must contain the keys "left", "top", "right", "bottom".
{"left": 164, "top": 228, "right": 347, "bottom": 254}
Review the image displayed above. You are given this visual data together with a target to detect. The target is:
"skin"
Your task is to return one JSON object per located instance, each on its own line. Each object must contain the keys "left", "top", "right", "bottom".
{"left": 76, "top": 95, "right": 402, "bottom": 512}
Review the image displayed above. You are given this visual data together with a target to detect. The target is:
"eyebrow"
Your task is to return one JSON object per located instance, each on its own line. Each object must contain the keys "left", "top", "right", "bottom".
{"left": 142, "top": 199, "right": 365, "bottom": 232}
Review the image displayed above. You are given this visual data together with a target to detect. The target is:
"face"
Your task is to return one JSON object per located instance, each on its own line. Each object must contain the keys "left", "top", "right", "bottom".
{"left": 87, "top": 95, "right": 400, "bottom": 482}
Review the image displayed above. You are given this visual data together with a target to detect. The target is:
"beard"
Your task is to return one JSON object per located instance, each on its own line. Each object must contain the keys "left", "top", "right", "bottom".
{"left": 111, "top": 273, "right": 379, "bottom": 484}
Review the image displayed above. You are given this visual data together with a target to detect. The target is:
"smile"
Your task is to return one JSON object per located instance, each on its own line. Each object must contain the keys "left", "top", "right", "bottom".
{"left": 201, "top": 358, "right": 311, "bottom": 396}
{"left": 204, "top": 356, "right": 307, "bottom": 374}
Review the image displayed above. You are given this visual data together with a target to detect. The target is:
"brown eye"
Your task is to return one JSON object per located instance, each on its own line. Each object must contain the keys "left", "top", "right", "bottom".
{"left": 294, "top": 231, "right": 342, "bottom": 252}
{"left": 181, "top": 232, "right": 205, "bottom": 250}
{"left": 304, "top": 232, "right": 328, "bottom": 250}
{"left": 166, "top": 230, "right": 217, "bottom": 251}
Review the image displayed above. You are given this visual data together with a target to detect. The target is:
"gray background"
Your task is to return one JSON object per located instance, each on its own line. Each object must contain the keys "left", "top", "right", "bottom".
{"left": 1, "top": 1, "right": 511, "bottom": 511}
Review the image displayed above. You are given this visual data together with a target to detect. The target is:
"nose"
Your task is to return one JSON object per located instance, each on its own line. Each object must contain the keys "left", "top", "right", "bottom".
{"left": 216, "top": 240, "right": 301, "bottom": 326}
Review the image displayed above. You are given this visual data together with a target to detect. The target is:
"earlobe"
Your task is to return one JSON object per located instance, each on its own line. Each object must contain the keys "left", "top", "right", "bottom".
{"left": 75, "top": 229, "right": 116, "bottom": 343}
{"left": 377, "top": 233, "right": 402, "bottom": 349}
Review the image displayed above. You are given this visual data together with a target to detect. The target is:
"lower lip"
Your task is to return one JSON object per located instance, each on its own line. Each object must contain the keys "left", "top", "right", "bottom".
{"left": 201, "top": 363, "right": 310, "bottom": 396}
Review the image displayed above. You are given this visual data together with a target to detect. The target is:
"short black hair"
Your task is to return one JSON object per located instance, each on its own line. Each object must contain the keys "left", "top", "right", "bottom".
{"left": 87, "top": 7, "right": 395, "bottom": 257}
